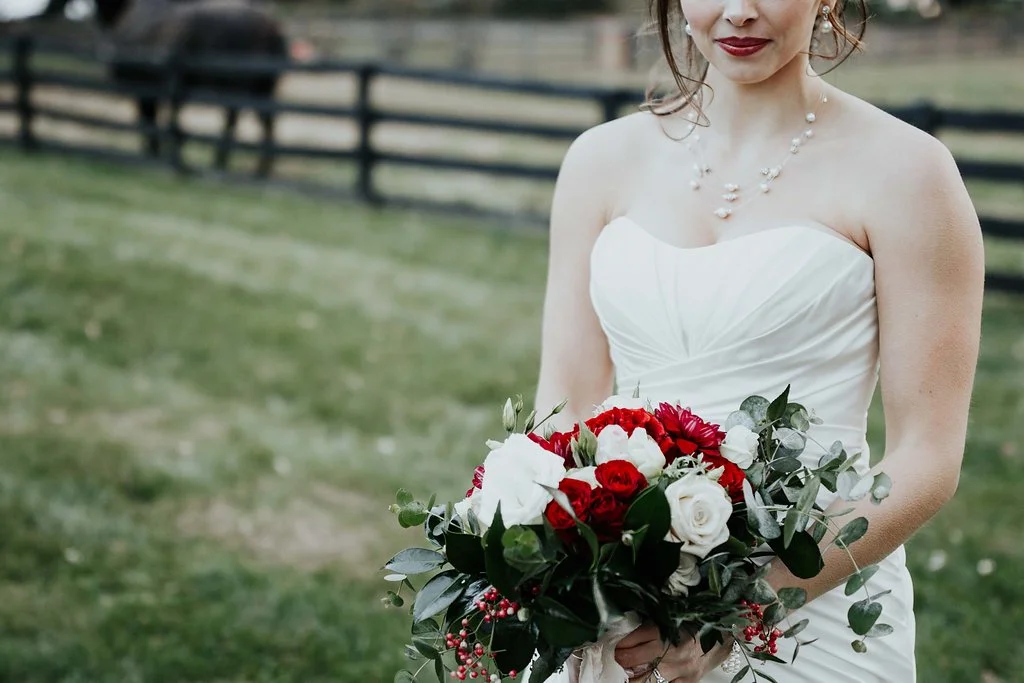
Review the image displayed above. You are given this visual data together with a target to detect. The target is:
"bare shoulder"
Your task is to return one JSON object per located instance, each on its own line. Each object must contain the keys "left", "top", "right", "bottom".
{"left": 834, "top": 93, "right": 979, "bottom": 251}
{"left": 552, "top": 110, "right": 665, "bottom": 231}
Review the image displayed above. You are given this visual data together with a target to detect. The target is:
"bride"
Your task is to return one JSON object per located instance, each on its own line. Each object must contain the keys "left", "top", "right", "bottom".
{"left": 530, "top": 0, "right": 984, "bottom": 681}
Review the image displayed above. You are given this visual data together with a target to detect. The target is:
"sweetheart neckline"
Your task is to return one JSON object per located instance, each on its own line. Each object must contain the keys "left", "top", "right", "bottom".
{"left": 597, "top": 216, "right": 875, "bottom": 266}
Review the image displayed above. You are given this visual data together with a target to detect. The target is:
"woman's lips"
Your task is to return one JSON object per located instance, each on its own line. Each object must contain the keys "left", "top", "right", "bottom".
{"left": 715, "top": 37, "right": 771, "bottom": 57}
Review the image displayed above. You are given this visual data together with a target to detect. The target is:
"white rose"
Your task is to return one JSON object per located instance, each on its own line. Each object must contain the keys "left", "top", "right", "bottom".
{"left": 721, "top": 425, "right": 759, "bottom": 470}
{"left": 476, "top": 434, "right": 566, "bottom": 528}
{"left": 595, "top": 394, "right": 648, "bottom": 413}
{"left": 665, "top": 551, "right": 702, "bottom": 597}
{"left": 664, "top": 473, "right": 733, "bottom": 558}
{"left": 596, "top": 426, "right": 667, "bottom": 479}
{"left": 565, "top": 466, "right": 599, "bottom": 488}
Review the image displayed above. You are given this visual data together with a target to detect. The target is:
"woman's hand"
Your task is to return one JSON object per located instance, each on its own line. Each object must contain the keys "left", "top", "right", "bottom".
{"left": 614, "top": 623, "right": 731, "bottom": 682}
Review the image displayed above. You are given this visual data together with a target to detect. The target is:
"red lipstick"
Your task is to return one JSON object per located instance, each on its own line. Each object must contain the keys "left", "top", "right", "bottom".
{"left": 716, "top": 37, "right": 771, "bottom": 57}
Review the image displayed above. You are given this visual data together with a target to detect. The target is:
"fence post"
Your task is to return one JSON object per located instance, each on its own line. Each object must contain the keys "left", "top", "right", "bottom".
{"left": 162, "top": 54, "right": 186, "bottom": 173}
{"left": 355, "top": 64, "right": 379, "bottom": 204}
{"left": 906, "top": 100, "right": 941, "bottom": 136}
{"left": 599, "top": 91, "right": 630, "bottom": 123}
{"left": 12, "top": 34, "right": 36, "bottom": 151}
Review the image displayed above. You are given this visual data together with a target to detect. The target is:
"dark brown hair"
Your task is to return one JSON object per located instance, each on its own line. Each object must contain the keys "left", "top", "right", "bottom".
{"left": 641, "top": 0, "right": 869, "bottom": 119}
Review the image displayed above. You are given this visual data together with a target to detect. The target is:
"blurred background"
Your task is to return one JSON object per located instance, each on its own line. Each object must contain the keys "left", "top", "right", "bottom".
{"left": 0, "top": 0, "right": 1021, "bottom": 681}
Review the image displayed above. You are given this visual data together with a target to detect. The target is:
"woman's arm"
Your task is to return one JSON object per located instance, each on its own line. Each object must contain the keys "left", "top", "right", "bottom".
{"left": 533, "top": 124, "right": 628, "bottom": 430}
{"left": 766, "top": 132, "right": 985, "bottom": 600}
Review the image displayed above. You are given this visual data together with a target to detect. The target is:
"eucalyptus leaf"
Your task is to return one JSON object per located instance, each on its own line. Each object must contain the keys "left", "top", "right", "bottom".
{"left": 782, "top": 618, "right": 809, "bottom": 638}
{"left": 394, "top": 671, "right": 416, "bottom": 683}
{"left": 870, "top": 472, "right": 893, "bottom": 504}
{"left": 785, "top": 404, "right": 811, "bottom": 432}
{"left": 769, "top": 457, "right": 803, "bottom": 474}
{"left": 844, "top": 565, "right": 880, "bottom": 596}
{"left": 398, "top": 504, "right": 430, "bottom": 529}
{"left": 743, "top": 479, "right": 782, "bottom": 540}
{"left": 848, "top": 599, "right": 883, "bottom": 636}
{"left": 740, "top": 395, "right": 771, "bottom": 423}
{"left": 724, "top": 410, "right": 758, "bottom": 431}
{"left": 396, "top": 489, "right": 415, "bottom": 506}
{"left": 775, "top": 428, "right": 806, "bottom": 452}
{"left": 769, "top": 530, "right": 825, "bottom": 579}
{"left": 778, "top": 587, "right": 807, "bottom": 610}
{"left": 837, "top": 471, "right": 862, "bottom": 501}
{"left": 385, "top": 548, "right": 446, "bottom": 575}
{"left": 745, "top": 578, "right": 777, "bottom": 604}
{"left": 763, "top": 602, "right": 787, "bottom": 627}
{"left": 796, "top": 475, "right": 820, "bottom": 515}
{"left": 851, "top": 639, "right": 868, "bottom": 653}
{"left": 866, "top": 623, "right": 894, "bottom": 638}
{"left": 783, "top": 508, "right": 801, "bottom": 549}
{"left": 834, "top": 517, "right": 869, "bottom": 548}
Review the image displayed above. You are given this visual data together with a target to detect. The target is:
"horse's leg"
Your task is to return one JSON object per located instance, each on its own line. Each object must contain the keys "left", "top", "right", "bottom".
{"left": 256, "top": 109, "right": 276, "bottom": 178}
{"left": 137, "top": 96, "right": 160, "bottom": 157}
{"left": 214, "top": 106, "right": 239, "bottom": 172}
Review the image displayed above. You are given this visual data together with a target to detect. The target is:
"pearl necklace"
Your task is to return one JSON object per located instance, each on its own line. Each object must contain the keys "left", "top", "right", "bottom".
{"left": 685, "top": 93, "right": 828, "bottom": 220}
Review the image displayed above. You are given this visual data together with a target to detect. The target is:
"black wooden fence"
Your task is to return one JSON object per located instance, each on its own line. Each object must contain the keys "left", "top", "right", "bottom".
{"left": 1, "top": 34, "right": 1023, "bottom": 294}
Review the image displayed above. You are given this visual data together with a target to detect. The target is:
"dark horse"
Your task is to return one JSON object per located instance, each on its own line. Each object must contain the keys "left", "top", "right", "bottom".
{"left": 47, "top": 0, "right": 288, "bottom": 175}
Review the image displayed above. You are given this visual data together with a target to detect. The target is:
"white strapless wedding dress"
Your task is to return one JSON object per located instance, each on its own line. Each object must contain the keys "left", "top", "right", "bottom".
{"left": 582, "top": 217, "right": 916, "bottom": 682}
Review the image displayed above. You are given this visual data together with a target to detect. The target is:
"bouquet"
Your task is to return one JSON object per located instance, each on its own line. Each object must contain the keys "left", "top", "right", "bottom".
{"left": 383, "top": 386, "right": 893, "bottom": 683}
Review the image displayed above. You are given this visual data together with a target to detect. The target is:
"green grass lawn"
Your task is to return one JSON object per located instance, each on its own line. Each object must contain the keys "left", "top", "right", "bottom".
{"left": 0, "top": 149, "right": 1022, "bottom": 683}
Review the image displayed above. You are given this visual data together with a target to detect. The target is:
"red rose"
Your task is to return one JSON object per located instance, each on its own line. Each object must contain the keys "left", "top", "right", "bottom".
{"left": 595, "top": 460, "right": 648, "bottom": 501}
{"left": 585, "top": 408, "right": 672, "bottom": 453}
{"left": 702, "top": 454, "right": 746, "bottom": 502}
{"left": 588, "top": 487, "right": 629, "bottom": 543}
{"left": 544, "top": 478, "right": 593, "bottom": 532}
{"left": 655, "top": 403, "right": 725, "bottom": 464}
{"left": 529, "top": 430, "right": 577, "bottom": 468}
{"left": 465, "top": 465, "right": 485, "bottom": 498}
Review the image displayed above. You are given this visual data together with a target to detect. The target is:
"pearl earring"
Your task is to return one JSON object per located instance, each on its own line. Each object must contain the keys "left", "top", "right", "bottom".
{"left": 685, "top": 23, "right": 693, "bottom": 36}
{"left": 819, "top": 5, "right": 833, "bottom": 33}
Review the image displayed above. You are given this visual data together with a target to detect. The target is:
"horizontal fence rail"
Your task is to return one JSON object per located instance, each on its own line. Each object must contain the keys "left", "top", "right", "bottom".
{"left": 0, "top": 34, "right": 1022, "bottom": 293}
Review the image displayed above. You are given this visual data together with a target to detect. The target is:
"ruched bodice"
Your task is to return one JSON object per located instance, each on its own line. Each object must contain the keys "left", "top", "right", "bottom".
{"left": 584, "top": 217, "right": 916, "bottom": 682}
{"left": 591, "top": 218, "right": 879, "bottom": 487}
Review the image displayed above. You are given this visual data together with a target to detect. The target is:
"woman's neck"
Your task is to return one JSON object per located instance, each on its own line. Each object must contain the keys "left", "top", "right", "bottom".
{"left": 698, "top": 57, "right": 828, "bottom": 148}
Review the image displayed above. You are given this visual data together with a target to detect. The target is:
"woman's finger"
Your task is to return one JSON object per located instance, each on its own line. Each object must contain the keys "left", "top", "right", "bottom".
{"left": 616, "top": 639, "right": 666, "bottom": 672}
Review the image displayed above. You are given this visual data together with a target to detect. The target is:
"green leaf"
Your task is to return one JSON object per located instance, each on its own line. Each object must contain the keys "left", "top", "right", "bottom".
{"left": 730, "top": 666, "right": 751, "bottom": 683}
{"left": 763, "top": 602, "right": 787, "bottom": 626}
{"left": 745, "top": 578, "right": 776, "bottom": 604}
{"left": 834, "top": 517, "right": 869, "bottom": 548}
{"left": 769, "top": 530, "right": 824, "bottom": 580}
{"left": 782, "top": 618, "right": 809, "bottom": 638}
{"left": 774, "top": 429, "right": 806, "bottom": 453}
{"left": 743, "top": 480, "right": 782, "bottom": 540}
{"left": 384, "top": 591, "right": 404, "bottom": 607}
{"left": 624, "top": 487, "right": 672, "bottom": 548}
{"left": 396, "top": 489, "right": 415, "bottom": 506}
{"left": 866, "top": 623, "right": 894, "bottom": 638}
{"left": 844, "top": 565, "right": 880, "bottom": 596}
{"left": 385, "top": 548, "right": 446, "bottom": 575}
{"left": 769, "top": 457, "right": 802, "bottom": 474}
{"left": 412, "top": 571, "right": 464, "bottom": 623}
{"left": 783, "top": 508, "right": 801, "bottom": 550}
{"left": 796, "top": 475, "right": 820, "bottom": 516}
{"left": 592, "top": 575, "right": 621, "bottom": 631}
{"left": 848, "top": 599, "right": 883, "bottom": 636}
{"left": 435, "top": 658, "right": 445, "bottom": 683}
{"left": 394, "top": 671, "right": 416, "bottom": 683}
{"left": 785, "top": 404, "right": 811, "bottom": 432}
{"left": 534, "top": 598, "right": 598, "bottom": 648}
{"left": 766, "top": 385, "right": 791, "bottom": 423}
{"left": 492, "top": 620, "right": 537, "bottom": 674}
{"left": 709, "top": 562, "right": 724, "bottom": 596}
{"left": 778, "top": 587, "right": 807, "bottom": 610}
{"left": 817, "top": 441, "right": 845, "bottom": 469}
{"left": 398, "top": 503, "right": 430, "bottom": 528}
{"left": 851, "top": 639, "right": 868, "bottom": 653}
{"left": 724, "top": 410, "right": 758, "bottom": 431}
{"left": 445, "top": 532, "right": 486, "bottom": 575}
{"left": 528, "top": 642, "right": 576, "bottom": 683}
{"left": 740, "top": 396, "right": 770, "bottom": 423}
{"left": 483, "top": 506, "right": 522, "bottom": 598}
{"left": 503, "top": 526, "right": 547, "bottom": 573}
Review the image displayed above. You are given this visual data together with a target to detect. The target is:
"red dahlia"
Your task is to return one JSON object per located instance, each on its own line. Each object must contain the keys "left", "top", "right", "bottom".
{"left": 655, "top": 403, "right": 725, "bottom": 464}
{"left": 465, "top": 465, "right": 485, "bottom": 498}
